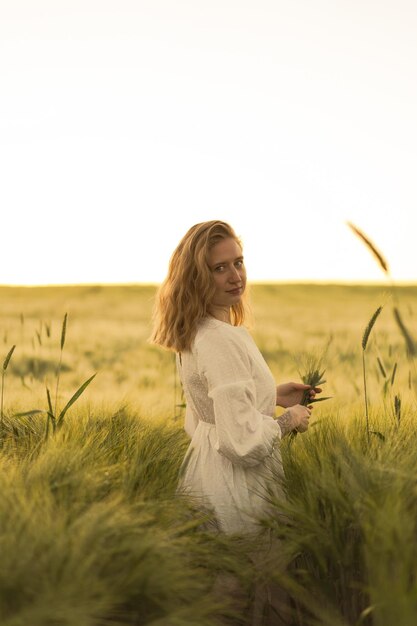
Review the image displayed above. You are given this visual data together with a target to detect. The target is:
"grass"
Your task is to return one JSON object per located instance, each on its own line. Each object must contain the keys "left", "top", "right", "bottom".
{"left": 0, "top": 409, "right": 251, "bottom": 626}
{"left": 265, "top": 406, "right": 417, "bottom": 626}
{"left": 0, "top": 282, "right": 416, "bottom": 624}
{"left": 362, "top": 306, "right": 384, "bottom": 443}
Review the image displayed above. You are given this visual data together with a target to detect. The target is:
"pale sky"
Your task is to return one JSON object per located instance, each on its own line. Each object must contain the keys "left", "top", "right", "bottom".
{"left": 1, "top": 0, "right": 416, "bottom": 285}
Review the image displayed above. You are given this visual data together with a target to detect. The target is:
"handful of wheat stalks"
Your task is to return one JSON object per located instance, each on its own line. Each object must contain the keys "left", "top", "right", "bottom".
{"left": 299, "top": 354, "right": 330, "bottom": 406}
{"left": 287, "top": 353, "right": 331, "bottom": 438}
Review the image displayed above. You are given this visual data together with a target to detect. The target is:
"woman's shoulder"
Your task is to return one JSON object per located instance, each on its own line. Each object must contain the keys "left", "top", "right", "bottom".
{"left": 196, "top": 316, "right": 248, "bottom": 333}
{"left": 193, "top": 317, "right": 249, "bottom": 351}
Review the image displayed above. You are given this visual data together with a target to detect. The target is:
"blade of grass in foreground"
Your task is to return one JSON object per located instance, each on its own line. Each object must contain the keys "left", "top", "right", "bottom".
{"left": 56, "top": 374, "right": 97, "bottom": 427}
{"left": 54, "top": 313, "right": 68, "bottom": 417}
{"left": 362, "top": 306, "right": 383, "bottom": 443}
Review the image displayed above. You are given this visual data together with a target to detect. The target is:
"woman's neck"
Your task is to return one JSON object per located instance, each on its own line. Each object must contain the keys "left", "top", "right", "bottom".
{"left": 209, "top": 306, "right": 231, "bottom": 324}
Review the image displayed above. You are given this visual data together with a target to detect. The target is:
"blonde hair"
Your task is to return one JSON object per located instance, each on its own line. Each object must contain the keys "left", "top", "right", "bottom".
{"left": 151, "top": 220, "right": 247, "bottom": 352}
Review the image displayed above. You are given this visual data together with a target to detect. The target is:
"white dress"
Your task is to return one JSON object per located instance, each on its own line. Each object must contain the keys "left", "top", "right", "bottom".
{"left": 176, "top": 316, "right": 285, "bottom": 536}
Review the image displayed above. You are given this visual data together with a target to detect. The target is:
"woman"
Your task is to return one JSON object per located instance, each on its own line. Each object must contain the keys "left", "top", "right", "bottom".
{"left": 151, "top": 220, "right": 319, "bottom": 623}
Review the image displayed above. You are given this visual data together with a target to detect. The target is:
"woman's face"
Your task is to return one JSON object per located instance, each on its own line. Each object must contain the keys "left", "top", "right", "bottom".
{"left": 207, "top": 237, "right": 247, "bottom": 313}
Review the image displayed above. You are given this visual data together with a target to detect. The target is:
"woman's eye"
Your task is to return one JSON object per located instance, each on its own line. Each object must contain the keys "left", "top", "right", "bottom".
{"left": 215, "top": 266, "right": 225, "bottom": 272}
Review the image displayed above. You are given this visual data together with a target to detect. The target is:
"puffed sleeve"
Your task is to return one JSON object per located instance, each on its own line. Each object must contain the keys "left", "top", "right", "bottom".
{"left": 195, "top": 328, "right": 281, "bottom": 467}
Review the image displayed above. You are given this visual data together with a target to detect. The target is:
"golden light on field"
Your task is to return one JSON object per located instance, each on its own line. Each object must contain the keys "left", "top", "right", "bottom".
{"left": 1, "top": 1, "right": 416, "bottom": 285}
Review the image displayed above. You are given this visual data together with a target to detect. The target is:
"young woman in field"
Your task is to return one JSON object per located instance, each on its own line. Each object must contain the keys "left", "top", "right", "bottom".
{"left": 151, "top": 220, "right": 319, "bottom": 624}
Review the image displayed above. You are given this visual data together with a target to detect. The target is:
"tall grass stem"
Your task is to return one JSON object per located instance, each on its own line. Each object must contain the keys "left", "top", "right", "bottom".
{"left": 54, "top": 313, "right": 68, "bottom": 417}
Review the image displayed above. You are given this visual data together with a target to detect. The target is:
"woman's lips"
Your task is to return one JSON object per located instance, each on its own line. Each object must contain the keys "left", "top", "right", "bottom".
{"left": 227, "top": 287, "right": 243, "bottom": 295}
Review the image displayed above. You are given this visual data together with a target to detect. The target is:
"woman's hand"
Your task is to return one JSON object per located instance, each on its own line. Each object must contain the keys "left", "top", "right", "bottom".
{"left": 276, "top": 382, "right": 322, "bottom": 408}
{"left": 277, "top": 404, "right": 311, "bottom": 436}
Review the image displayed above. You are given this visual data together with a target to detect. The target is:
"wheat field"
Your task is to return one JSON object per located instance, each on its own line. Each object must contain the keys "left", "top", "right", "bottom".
{"left": 0, "top": 283, "right": 416, "bottom": 625}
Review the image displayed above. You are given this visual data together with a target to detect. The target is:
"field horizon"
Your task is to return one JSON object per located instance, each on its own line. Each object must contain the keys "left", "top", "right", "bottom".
{"left": 2, "top": 279, "right": 417, "bottom": 288}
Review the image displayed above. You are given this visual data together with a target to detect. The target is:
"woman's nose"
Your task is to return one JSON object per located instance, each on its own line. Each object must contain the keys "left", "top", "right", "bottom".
{"left": 229, "top": 266, "right": 241, "bottom": 282}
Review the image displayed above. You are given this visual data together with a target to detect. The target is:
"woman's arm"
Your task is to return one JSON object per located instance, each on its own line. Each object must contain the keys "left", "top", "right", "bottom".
{"left": 196, "top": 329, "right": 280, "bottom": 467}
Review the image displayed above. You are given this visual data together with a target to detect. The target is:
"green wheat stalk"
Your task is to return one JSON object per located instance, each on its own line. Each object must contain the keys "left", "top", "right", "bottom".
{"left": 295, "top": 347, "right": 331, "bottom": 407}
{"left": 54, "top": 313, "right": 67, "bottom": 417}
{"left": 390, "top": 362, "right": 398, "bottom": 386}
{"left": 15, "top": 312, "right": 96, "bottom": 438}
{"left": 376, "top": 357, "right": 386, "bottom": 379}
{"left": 1, "top": 345, "right": 16, "bottom": 438}
{"left": 393, "top": 307, "right": 416, "bottom": 357}
{"left": 56, "top": 374, "right": 96, "bottom": 429}
{"left": 289, "top": 350, "right": 331, "bottom": 441}
{"left": 393, "top": 307, "right": 417, "bottom": 397}
{"left": 394, "top": 393, "right": 401, "bottom": 425}
{"left": 15, "top": 375, "right": 96, "bottom": 438}
{"left": 347, "top": 220, "right": 416, "bottom": 393}
{"left": 362, "top": 306, "right": 383, "bottom": 443}
{"left": 45, "top": 386, "right": 55, "bottom": 439}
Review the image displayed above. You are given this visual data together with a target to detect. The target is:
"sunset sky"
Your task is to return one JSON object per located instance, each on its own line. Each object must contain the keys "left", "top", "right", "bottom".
{"left": 1, "top": 0, "right": 416, "bottom": 285}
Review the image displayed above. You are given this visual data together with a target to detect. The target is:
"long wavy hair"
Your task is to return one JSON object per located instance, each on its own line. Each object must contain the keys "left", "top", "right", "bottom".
{"left": 151, "top": 220, "right": 248, "bottom": 352}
